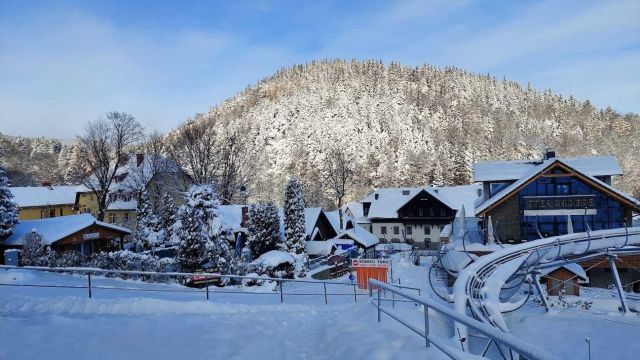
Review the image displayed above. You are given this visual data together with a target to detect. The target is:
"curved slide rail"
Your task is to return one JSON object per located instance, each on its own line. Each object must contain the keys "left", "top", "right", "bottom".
{"left": 453, "top": 226, "right": 640, "bottom": 352}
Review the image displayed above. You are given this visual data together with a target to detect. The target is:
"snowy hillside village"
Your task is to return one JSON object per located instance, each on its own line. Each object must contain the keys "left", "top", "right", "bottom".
{"left": 2, "top": 142, "right": 640, "bottom": 359}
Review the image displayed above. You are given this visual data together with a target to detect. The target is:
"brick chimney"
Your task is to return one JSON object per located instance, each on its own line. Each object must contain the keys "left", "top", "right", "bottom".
{"left": 136, "top": 153, "right": 145, "bottom": 166}
{"left": 241, "top": 206, "right": 249, "bottom": 227}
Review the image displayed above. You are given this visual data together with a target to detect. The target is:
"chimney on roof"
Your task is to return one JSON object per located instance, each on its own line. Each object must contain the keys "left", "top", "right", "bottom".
{"left": 136, "top": 153, "right": 145, "bottom": 167}
{"left": 543, "top": 147, "right": 556, "bottom": 160}
{"left": 241, "top": 206, "right": 249, "bottom": 227}
{"left": 374, "top": 193, "right": 379, "bottom": 200}
{"left": 41, "top": 181, "right": 52, "bottom": 187}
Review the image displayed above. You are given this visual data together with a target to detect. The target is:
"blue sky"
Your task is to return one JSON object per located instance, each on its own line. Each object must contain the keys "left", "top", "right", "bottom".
{"left": 1, "top": 0, "right": 638, "bottom": 138}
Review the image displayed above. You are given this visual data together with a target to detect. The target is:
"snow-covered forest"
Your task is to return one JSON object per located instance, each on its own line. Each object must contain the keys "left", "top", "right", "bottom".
{"left": 2, "top": 60, "right": 639, "bottom": 208}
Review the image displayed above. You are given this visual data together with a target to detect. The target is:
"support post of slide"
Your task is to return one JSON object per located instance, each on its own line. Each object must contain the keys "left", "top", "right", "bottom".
{"left": 607, "top": 255, "right": 629, "bottom": 313}
{"left": 532, "top": 272, "right": 549, "bottom": 312}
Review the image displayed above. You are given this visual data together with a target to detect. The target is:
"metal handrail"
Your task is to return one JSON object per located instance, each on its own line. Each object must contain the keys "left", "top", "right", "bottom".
{"left": 368, "top": 279, "right": 559, "bottom": 360}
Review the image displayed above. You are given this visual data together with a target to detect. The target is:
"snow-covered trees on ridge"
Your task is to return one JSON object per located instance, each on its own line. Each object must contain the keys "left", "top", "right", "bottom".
{"left": 247, "top": 202, "right": 281, "bottom": 259}
{"left": 0, "top": 163, "right": 18, "bottom": 239}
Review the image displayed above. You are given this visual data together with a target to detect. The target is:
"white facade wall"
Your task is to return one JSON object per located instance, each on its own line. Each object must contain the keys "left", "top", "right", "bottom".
{"left": 370, "top": 221, "right": 445, "bottom": 249}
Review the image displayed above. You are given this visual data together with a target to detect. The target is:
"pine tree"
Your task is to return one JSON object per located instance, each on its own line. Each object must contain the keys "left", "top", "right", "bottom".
{"left": 283, "top": 176, "right": 308, "bottom": 277}
{"left": 160, "top": 193, "right": 176, "bottom": 242}
{"left": 284, "top": 176, "right": 306, "bottom": 253}
{"left": 0, "top": 163, "right": 19, "bottom": 240}
{"left": 247, "top": 202, "right": 280, "bottom": 258}
{"left": 134, "top": 189, "right": 160, "bottom": 251}
{"left": 173, "top": 185, "right": 240, "bottom": 274}
{"left": 173, "top": 185, "right": 218, "bottom": 272}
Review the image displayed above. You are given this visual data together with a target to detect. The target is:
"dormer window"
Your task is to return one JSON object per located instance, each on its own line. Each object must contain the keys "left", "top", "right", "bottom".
{"left": 402, "top": 190, "right": 410, "bottom": 195}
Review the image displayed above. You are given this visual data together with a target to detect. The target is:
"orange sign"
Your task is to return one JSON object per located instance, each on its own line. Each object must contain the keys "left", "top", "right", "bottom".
{"left": 351, "top": 259, "right": 390, "bottom": 289}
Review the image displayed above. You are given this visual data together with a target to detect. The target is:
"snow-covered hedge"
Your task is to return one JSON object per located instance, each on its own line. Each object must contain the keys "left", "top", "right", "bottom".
{"left": 87, "top": 250, "right": 177, "bottom": 280}
{"left": 247, "top": 250, "right": 295, "bottom": 279}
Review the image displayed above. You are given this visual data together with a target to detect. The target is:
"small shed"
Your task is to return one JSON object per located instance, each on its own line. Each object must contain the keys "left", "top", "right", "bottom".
{"left": 334, "top": 228, "right": 379, "bottom": 258}
{"left": 539, "top": 263, "right": 587, "bottom": 296}
{"left": 0, "top": 214, "right": 131, "bottom": 260}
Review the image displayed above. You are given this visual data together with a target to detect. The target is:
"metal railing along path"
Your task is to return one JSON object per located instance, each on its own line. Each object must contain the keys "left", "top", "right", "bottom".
{"left": 368, "top": 278, "right": 559, "bottom": 360}
{"left": 0, "top": 265, "right": 421, "bottom": 305}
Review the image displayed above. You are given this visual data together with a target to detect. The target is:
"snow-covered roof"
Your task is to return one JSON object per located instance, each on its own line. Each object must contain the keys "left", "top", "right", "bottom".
{"left": 2, "top": 213, "right": 131, "bottom": 246}
{"left": 342, "top": 202, "right": 364, "bottom": 219}
{"left": 335, "top": 228, "right": 379, "bottom": 248}
{"left": 539, "top": 263, "right": 587, "bottom": 280}
{"left": 9, "top": 185, "right": 82, "bottom": 208}
{"left": 304, "top": 208, "right": 323, "bottom": 235}
{"left": 107, "top": 200, "right": 137, "bottom": 211}
{"left": 475, "top": 158, "right": 640, "bottom": 216}
{"left": 306, "top": 239, "right": 356, "bottom": 256}
{"left": 254, "top": 250, "right": 294, "bottom": 267}
{"left": 436, "top": 184, "right": 482, "bottom": 215}
{"left": 324, "top": 210, "right": 341, "bottom": 232}
{"left": 362, "top": 187, "right": 458, "bottom": 219}
{"left": 217, "top": 205, "right": 245, "bottom": 230}
{"left": 473, "top": 155, "right": 623, "bottom": 182}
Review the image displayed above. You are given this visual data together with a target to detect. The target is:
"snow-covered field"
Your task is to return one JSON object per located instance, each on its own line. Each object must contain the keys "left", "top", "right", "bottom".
{"left": 1, "top": 255, "right": 639, "bottom": 359}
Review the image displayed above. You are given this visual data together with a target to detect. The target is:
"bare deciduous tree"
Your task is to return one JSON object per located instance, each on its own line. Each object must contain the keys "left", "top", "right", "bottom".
{"left": 77, "top": 112, "right": 143, "bottom": 221}
{"left": 322, "top": 147, "right": 355, "bottom": 229}
{"left": 168, "top": 114, "right": 251, "bottom": 205}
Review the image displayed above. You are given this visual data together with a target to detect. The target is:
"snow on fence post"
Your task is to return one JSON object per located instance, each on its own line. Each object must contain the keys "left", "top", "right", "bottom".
{"left": 206, "top": 284, "right": 210, "bottom": 301}
{"left": 87, "top": 272, "right": 92, "bottom": 299}
{"left": 424, "top": 306, "right": 430, "bottom": 348}
{"left": 323, "top": 283, "right": 328, "bottom": 304}
{"left": 353, "top": 283, "right": 357, "bottom": 302}
{"left": 377, "top": 288, "right": 381, "bottom": 322}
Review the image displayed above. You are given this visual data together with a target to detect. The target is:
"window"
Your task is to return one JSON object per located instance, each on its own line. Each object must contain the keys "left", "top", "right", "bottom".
{"left": 429, "top": 208, "right": 434, "bottom": 216}
{"left": 109, "top": 213, "right": 116, "bottom": 223}
{"left": 406, "top": 226, "right": 412, "bottom": 235}
{"left": 124, "top": 213, "right": 131, "bottom": 221}
{"left": 402, "top": 190, "right": 410, "bottom": 195}
{"left": 440, "top": 208, "right": 446, "bottom": 217}
{"left": 418, "top": 207, "right": 424, "bottom": 217}
{"left": 424, "top": 226, "right": 431, "bottom": 235}
{"left": 49, "top": 209, "right": 56, "bottom": 218}
{"left": 393, "top": 226, "right": 399, "bottom": 235}
{"left": 381, "top": 226, "right": 387, "bottom": 234}
{"left": 59, "top": 209, "right": 63, "bottom": 216}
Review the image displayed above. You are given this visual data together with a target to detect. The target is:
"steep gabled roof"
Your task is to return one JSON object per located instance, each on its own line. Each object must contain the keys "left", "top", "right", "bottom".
{"left": 475, "top": 158, "right": 640, "bottom": 216}
{"left": 362, "top": 187, "right": 458, "bottom": 219}
{"left": 473, "top": 155, "right": 623, "bottom": 182}
{"left": 2, "top": 213, "right": 131, "bottom": 246}
{"left": 9, "top": 185, "right": 83, "bottom": 208}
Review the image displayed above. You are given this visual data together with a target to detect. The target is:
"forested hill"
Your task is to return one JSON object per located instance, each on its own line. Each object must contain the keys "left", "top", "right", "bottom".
{"left": 176, "top": 59, "right": 640, "bottom": 207}
{"left": 2, "top": 60, "right": 639, "bottom": 209}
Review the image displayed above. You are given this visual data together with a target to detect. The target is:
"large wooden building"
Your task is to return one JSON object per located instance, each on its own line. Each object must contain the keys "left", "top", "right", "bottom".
{"left": 474, "top": 151, "right": 640, "bottom": 243}
{"left": 1, "top": 214, "right": 131, "bottom": 261}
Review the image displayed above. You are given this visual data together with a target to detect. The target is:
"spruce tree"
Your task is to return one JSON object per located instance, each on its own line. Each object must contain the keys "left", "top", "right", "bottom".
{"left": 247, "top": 202, "right": 280, "bottom": 258}
{"left": 174, "top": 185, "right": 217, "bottom": 272}
{"left": 160, "top": 193, "right": 176, "bottom": 243}
{"left": 0, "top": 164, "right": 18, "bottom": 240}
{"left": 21, "top": 230, "right": 53, "bottom": 266}
{"left": 283, "top": 176, "right": 306, "bottom": 254}
{"left": 173, "top": 185, "right": 239, "bottom": 274}
{"left": 134, "top": 189, "right": 159, "bottom": 251}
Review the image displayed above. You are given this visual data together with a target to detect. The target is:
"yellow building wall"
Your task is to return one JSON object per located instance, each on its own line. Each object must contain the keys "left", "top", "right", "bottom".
{"left": 77, "top": 192, "right": 99, "bottom": 217}
{"left": 18, "top": 205, "right": 76, "bottom": 220}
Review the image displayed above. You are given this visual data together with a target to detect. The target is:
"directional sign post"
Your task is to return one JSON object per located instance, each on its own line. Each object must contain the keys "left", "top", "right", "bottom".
{"left": 351, "top": 259, "right": 390, "bottom": 289}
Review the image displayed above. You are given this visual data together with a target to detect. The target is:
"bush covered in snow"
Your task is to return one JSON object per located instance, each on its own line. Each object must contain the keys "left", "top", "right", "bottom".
{"left": 54, "top": 251, "right": 84, "bottom": 267}
{"left": 247, "top": 250, "right": 295, "bottom": 279}
{"left": 20, "top": 230, "right": 55, "bottom": 266}
{"left": 87, "top": 250, "right": 177, "bottom": 280}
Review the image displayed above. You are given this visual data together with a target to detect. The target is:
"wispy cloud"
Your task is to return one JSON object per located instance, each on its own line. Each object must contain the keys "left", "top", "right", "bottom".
{"left": 0, "top": 0, "right": 638, "bottom": 137}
